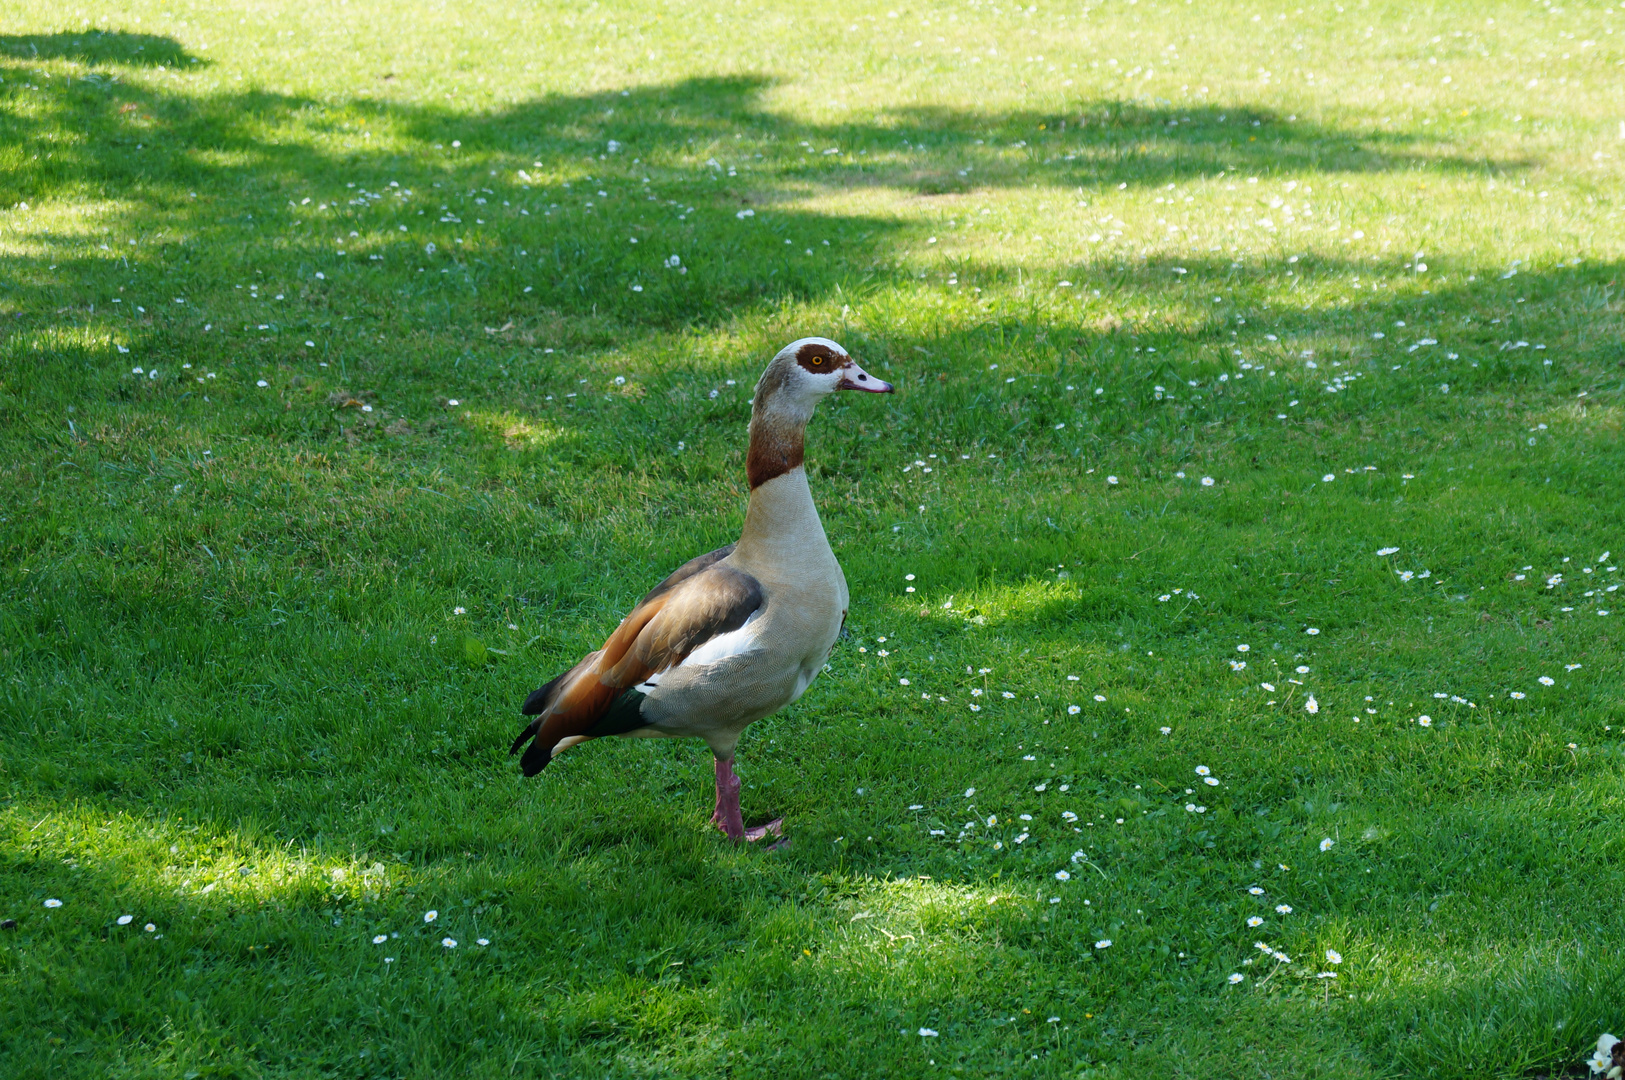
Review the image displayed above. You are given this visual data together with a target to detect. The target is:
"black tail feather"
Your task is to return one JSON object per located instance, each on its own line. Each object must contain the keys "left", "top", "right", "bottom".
{"left": 509, "top": 717, "right": 541, "bottom": 757}
{"left": 513, "top": 671, "right": 570, "bottom": 777}
{"left": 520, "top": 736, "right": 552, "bottom": 777}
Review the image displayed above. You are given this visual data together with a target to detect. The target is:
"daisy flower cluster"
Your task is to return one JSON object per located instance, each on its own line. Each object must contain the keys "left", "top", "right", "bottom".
{"left": 364, "top": 910, "right": 492, "bottom": 963}
{"left": 11, "top": 896, "right": 498, "bottom": 964}
{"left": 1227, "top": 876, "right": 1347, "bottom": 987}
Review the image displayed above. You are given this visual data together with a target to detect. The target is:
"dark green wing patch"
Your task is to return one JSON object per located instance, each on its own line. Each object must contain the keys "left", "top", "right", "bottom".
{"left": 584, "top": 688, "right": 651, "bottom": 738}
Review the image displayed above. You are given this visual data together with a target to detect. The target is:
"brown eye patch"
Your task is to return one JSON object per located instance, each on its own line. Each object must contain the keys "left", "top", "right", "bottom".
{"left": 795, "top": 342, "right": 850, "bottom": 373}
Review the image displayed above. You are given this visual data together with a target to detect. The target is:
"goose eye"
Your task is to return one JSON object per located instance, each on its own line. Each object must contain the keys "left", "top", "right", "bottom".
{"left": 811, "top": 358, "right": 823, "bottom": 366}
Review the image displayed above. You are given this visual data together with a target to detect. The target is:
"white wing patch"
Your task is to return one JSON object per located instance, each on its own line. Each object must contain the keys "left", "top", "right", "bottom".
{"left": 636, "top": 610, "right": 762, "bottom": 693}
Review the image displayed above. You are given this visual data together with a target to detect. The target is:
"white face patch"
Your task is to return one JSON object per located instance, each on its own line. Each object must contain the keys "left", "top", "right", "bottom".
{"left": 789, "top": 364, "right": 845, "bottom": 402}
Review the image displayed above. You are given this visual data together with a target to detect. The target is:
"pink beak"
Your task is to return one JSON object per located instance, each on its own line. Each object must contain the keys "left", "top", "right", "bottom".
{"left": 838, "top": 360, "right": 894, "bottom": 393}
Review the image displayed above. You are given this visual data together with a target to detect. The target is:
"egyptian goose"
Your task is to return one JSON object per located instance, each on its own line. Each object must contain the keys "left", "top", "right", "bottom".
{"left": 510, "top": 338, "right": 893, "bottom": 841}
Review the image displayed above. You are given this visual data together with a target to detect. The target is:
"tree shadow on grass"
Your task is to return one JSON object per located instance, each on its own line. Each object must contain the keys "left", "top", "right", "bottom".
{"left": 4, "top": 251, "right": 1611, "bottom": 680}
{"left": 3, "top": 753, "right": 1620, "bottom": 1078}
{"left": 819, "top": 98, "right": 1525, "bottom": 193}
{"left": 0, "top": 53, "right": 1531, "bottom": 337}
{"left": 0, "top": 31, "right": 203, "bottom": 68}
{"left": 0, "top": 55, "right": 1552, "bottom": 482}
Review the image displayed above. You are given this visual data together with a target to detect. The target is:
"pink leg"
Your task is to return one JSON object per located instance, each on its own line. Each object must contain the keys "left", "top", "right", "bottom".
{"left": 711, "top": 756, "right": 783, "bottom": 844}
{"left": 710, "top": 755, "right": 743, "bottom": 839}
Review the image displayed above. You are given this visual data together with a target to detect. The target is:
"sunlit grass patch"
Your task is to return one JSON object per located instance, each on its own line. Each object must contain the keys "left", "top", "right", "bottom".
{"left": 460, "top": 408, "right": 574, "bottom": 453}
{"left": 2, "top": 804, "right": 410, "bottom": 915}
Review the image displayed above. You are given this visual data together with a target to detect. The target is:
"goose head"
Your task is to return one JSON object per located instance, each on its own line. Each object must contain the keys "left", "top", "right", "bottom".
{"left": 752, "top": 338, "right": 893, "bottom": 421}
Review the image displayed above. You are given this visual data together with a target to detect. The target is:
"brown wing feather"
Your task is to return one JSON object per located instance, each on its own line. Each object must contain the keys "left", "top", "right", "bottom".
{"left": 512, "top": 547, "right": 762, "bottom": 775}
{"left": 604, "top": 565, "right": 762, "bottom": 685}
{"left": 631, "top": 544, "right": 737, "bottom": 609}
{"left": 518, "top": 545, "right": 734, "bottom": 720}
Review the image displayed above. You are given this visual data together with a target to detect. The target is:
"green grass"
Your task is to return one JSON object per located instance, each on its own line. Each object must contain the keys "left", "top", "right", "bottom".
{"left": 3, "top": 0, "right": 1625, "bottom": 1076}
